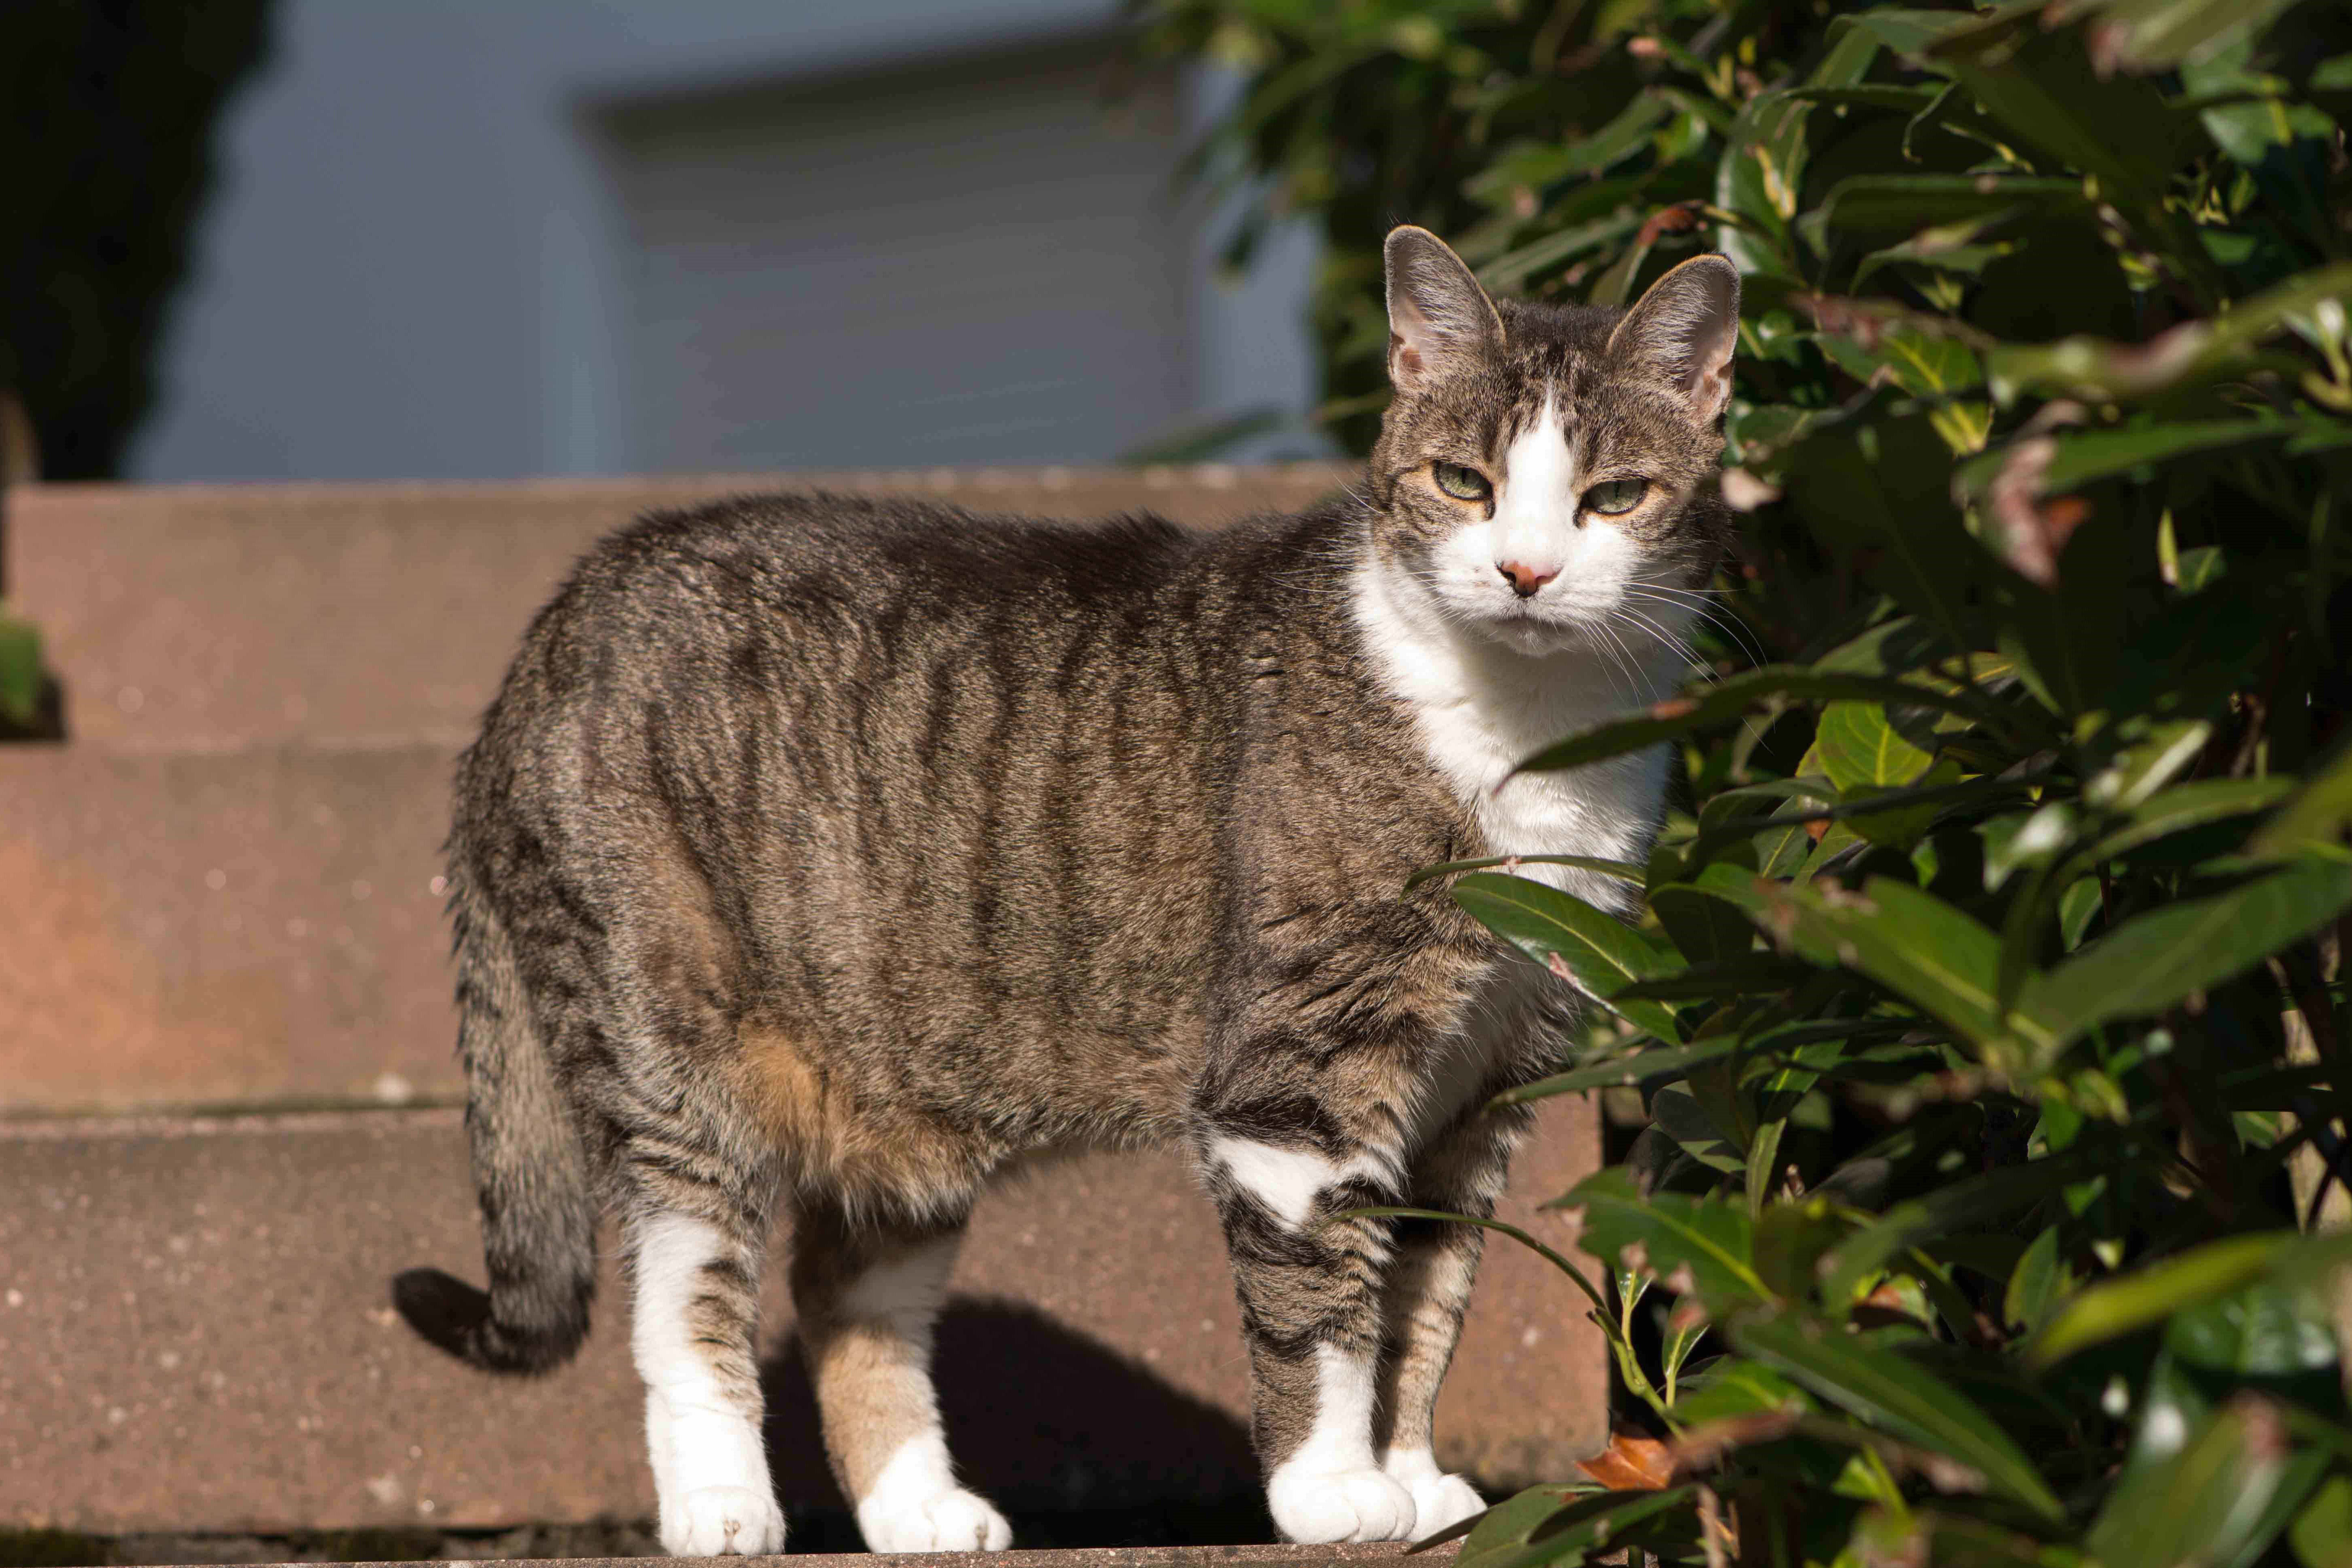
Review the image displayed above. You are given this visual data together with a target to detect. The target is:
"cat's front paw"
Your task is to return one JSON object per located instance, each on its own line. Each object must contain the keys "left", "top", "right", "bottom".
{"left": 1268, "top": 1464, "right": 1418, "bottom": 1543}
{"left": 1383, "top": 1448, "right": 1486, "bottom": 1537}
{"left": 857, "top": 1485, "right": 1014, "bottom": 1553}
{"left": 662, "top": 1484, "right": 786, "bottom": 1556}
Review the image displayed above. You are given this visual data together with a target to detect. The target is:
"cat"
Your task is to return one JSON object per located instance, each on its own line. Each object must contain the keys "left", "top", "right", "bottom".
{"left": 392, "top": 226, "right": 1738, "bottom": 1555}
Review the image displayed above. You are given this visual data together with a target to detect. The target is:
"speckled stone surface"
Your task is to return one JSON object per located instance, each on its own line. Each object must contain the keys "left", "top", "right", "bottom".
{"left": 0, "top": 1108, "right": 1600, "bottom": 1536}
{"left": 11, "top": 469, "right": 1355, "bottom": 753}
{"left": 76, "top": 1547, "right": 1444, "bottom": 1568}
{"left": 1, "top": 469, "right": 1352, "bottom": 1118}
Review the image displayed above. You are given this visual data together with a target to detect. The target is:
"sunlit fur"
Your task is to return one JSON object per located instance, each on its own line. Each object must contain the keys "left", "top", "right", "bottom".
{"left": 394, "top": 228, "right": 1741, "bottom": 1555}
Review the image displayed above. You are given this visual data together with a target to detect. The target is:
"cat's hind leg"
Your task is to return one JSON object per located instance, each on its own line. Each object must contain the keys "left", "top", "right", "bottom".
{"left": 626, "top": 1161, "right": 788, "bottom": 1556}
{"left": 788, "top": 1198, "right": 1012, "bottom": 1554}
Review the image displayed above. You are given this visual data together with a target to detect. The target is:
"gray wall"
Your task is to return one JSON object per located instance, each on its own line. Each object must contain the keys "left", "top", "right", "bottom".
{"left": 131, "top": 0, "right": 1324, "bottom": 483}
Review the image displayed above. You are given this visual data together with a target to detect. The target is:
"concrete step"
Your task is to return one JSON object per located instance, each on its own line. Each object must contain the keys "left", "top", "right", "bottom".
{"left": 11, "top": 1546, "right": 1436, "bottom": 1568}
{"left": 1, "top": 465, "right": 1354, "bottom": 1116}
{"left": 1, "top": 743, "right": 454, "bottom": 1114}
{"left": 12, "top": 467, "right": 1352, "bottom": 753}
{"left": 0, "top": 1108, "right": 1602, "bottom": 1539}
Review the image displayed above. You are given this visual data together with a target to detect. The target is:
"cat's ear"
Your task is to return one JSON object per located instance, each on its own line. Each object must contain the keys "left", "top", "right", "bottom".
{"left": 1384, "top": 226, "right": 1503, "bottom": 395}
{"left": 1608, "top": 254, "right": 1741, "bottom": 422}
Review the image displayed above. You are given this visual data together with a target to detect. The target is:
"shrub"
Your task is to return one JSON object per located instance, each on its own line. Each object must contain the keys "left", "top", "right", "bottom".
{"left": 0, "top": 0, "right": 272, "bottom": 479}
{"left": 1147, "top": 0, "right": 2352, "bottom": 1561}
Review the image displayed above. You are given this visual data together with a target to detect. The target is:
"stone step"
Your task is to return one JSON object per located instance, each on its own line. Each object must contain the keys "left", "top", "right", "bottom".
{"left": 0, "top": 1108, "right": 1603, "bottom": 1539}
{"left": 11, "top": 467, "right": 1352, "bottom": 753}
{"left": 0, "top": 741, "right": 456, "bottom": 1114}
{"left": 15, "top": 1547, "right": 1434, "bottom": 1568}
{"left": 2, "top": 465, "right": 1353, "bottom": 1116}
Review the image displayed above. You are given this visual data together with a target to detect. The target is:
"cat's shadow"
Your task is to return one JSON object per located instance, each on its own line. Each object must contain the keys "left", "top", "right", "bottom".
{"left": 758, "top": 1296, "right": 1272, "bottom": 1549}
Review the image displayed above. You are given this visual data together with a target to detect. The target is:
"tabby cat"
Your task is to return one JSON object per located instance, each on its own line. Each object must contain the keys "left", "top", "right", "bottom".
{"left": 394, "top": 227, "right": 1739, "bottom": 1555}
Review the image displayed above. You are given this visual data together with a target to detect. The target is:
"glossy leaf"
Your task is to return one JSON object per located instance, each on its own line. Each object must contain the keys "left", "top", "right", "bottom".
{"left": 2035, "top": 854, "right": 2352, "bottom": 1046}
{"left": 1456, "top": 1483, "right": 1697, "bottom": 1568}
{"left": 1451, "top": 874, "right": 1684, "bottom": 1042}
{"left": 1557, "top": 1168, "right": 1773, "bottom": 1308}
{"left": 1732, "top": 1316, "right": 2066, "bottom": 1521}
{"left": 2085, "top": 1398, "right": 2294, "bottom": 1568}
{"left": 1986, "top": 263, "right": 2352, "bottom": 402}
{"left": 2291, "top": 1475, "right": 2352, "bottom": 1568}
{"left": 1513, "top": 665, "right": 2022, "bottom": 776}
{"left": 1491, "top": 1036, "right": 1745, "bottom": 1104}
{"left": 2024, "top": 1232, "right": 2295, "bottom": 1369}
{"left": 2250, "top": 739, "right": 2352, "bottom": 859}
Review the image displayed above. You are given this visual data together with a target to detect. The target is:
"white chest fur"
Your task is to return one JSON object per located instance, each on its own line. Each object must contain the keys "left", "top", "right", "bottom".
{"left": 1351, "top": 557, "right": 1680, "bottom": 912}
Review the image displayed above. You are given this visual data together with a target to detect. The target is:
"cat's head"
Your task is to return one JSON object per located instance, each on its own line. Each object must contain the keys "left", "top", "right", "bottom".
{"left": 1364, "top": 226, "right": 1739, "bottom": 658}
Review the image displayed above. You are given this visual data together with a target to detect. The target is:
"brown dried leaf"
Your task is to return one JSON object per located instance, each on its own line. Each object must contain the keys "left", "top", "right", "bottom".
{"left": 1576, "top": 1427, "right": 1677, "bottom": 1490}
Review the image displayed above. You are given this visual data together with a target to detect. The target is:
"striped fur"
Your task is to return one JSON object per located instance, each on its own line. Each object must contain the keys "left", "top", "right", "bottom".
{"left": 395, "top": 230, "right": 1738, "bottom": 1553}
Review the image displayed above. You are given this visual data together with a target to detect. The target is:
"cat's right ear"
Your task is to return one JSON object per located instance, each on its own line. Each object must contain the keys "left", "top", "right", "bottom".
{"left": 1384, "top": 227, "right": 1503, "bottom": 395}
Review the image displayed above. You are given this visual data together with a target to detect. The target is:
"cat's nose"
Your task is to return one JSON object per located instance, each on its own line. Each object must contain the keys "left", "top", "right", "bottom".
{"left": 1497, "top": 560, "right": 1558, "bottom": 598}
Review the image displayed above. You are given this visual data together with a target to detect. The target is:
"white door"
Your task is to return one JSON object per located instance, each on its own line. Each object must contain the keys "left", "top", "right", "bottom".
{"left": 599, "top": 38, "right": 1194, "bottom": 471}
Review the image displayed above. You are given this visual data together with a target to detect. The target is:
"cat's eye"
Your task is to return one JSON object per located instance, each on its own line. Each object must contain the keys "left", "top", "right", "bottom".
{"left": 1583, "top": 477, "right": 1648, "bottom": 516}
{"left": 1431, "top": 462, "right": 1492, "bottom": 502}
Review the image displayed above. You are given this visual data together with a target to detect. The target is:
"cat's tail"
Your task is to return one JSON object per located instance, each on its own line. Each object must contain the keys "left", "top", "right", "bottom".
{"left": 391, "top": 869, "right": 596, "bottom": 1375}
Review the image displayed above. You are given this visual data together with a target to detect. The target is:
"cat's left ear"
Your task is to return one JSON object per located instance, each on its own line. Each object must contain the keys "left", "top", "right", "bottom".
{"left": 1608, "top": 254, "right": 1741, "bottom": 422}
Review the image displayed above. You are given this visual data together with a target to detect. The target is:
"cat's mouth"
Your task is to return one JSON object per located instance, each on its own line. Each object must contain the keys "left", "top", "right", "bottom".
{"left": 1478, "top": 600, "right": 1586, "bottom": 654}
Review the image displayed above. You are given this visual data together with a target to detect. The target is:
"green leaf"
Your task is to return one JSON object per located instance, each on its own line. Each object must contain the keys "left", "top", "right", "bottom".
{"left": 1404, "top": 853, "right": 1645, "bottom": 893}
{"left": 1453, "top": 1484, "right": 1594, "bottom": 1568}
{"left": 2085, "top": 1399, "right": 2294, "bottom": 1568}
{"left": 1956, "top": 418, "right": 2297, "bottom": 500}
{"left": 1728, "top": 875, "right": 2061, "bottom": 1064}
{"left": 1652, "top": 1083, "right": 1745, "bottom": 1173}
{"left": 2084, "top": 0, "right": 2302, "bottom": 73}
{"left": 1931, "top": 14, "right": 2198, "bottom": 236}
{"left": 2169, "top": 1278, "right": 2344, "bottom": 1379}
{"left": 2081, "top": 728, "right": 2232, "bottom": 815}
{"left": 2250, "top": 738, "right": 2352, "bottom": 858}
{"left": 1464, "top": 94, "right": 1673, "bottom": 206}
{"left": 2004, "top": 1225, "right": 2075, "bottom": 1334}
{"left": 1451, "top": 874, "right": 1684, "bottom": 1041}
{"left": 1651, "top": 884, "right": 1755, "bottom": 965}
{"left": 1806, "top": 173, "right": 2090, "bottom": 238}
{"left": 1821, "top": 1146, "right": 2106, "bottom": 1308}
{"left": 1491, "top": 1036, "right": 1746, "bottom": 1104}
{"left": 2290, "top": 1475, "right": 2352, "bottom": 1568}
{"left": 1557, "top": 1167, "right": 1774, "bottom": 1308}
{"left": 1478, "top": 1486, "right": 1696, "bottom": 1568}
{"left": 1829, "top": 8, "right": 1981, "bottom": 58}
{"left": 0, "top": 612, "right": 41, "bottom": 729}
{"left": 1753, "top": 1198, "right": 1856, "bottom": 1299}
{"left": 2024, "top": 1232, "right": 2297, "bottom": 1369}
{"left": 1670, "top": 1358, "right": 1812, "bottom": 1424}
{"left": 2034, "top": 854, "right": 2352, "bottom": 1047}
{"left": 1986, "top": 264, "right": 2352, "bottom": 403}
{"left": 1732, "top": 1316, "right": 2066, "bottom": 1521}
{"left": 1515, "top": 665, "right": 2025, "bottom": 775}
{"left": 1815, "top": 702, "right": 1937, "bottom": 793}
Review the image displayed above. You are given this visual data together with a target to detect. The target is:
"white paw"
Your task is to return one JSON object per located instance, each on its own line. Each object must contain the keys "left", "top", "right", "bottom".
{"left": 1402, "top": 1471, "right": 1485, "bottom": 1536}
{"left": 857, "top": 1486, "right": 1014, "bottom": 1553}
{"left": 662, "top": 1485, "right": 786, "bottom": 1557}
{"left": 1268, "top": 1465, "right": 1418, "bottom": 1543}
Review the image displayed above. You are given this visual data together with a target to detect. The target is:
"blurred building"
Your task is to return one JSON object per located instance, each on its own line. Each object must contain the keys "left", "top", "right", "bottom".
{"left": 130, "top": 0, "right": 1323, "bottom": 482}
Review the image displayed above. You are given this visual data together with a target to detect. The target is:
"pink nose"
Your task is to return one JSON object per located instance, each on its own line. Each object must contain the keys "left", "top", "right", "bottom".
{"left": 1497, "top": 560, "right": 1558, "bottom": 598}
